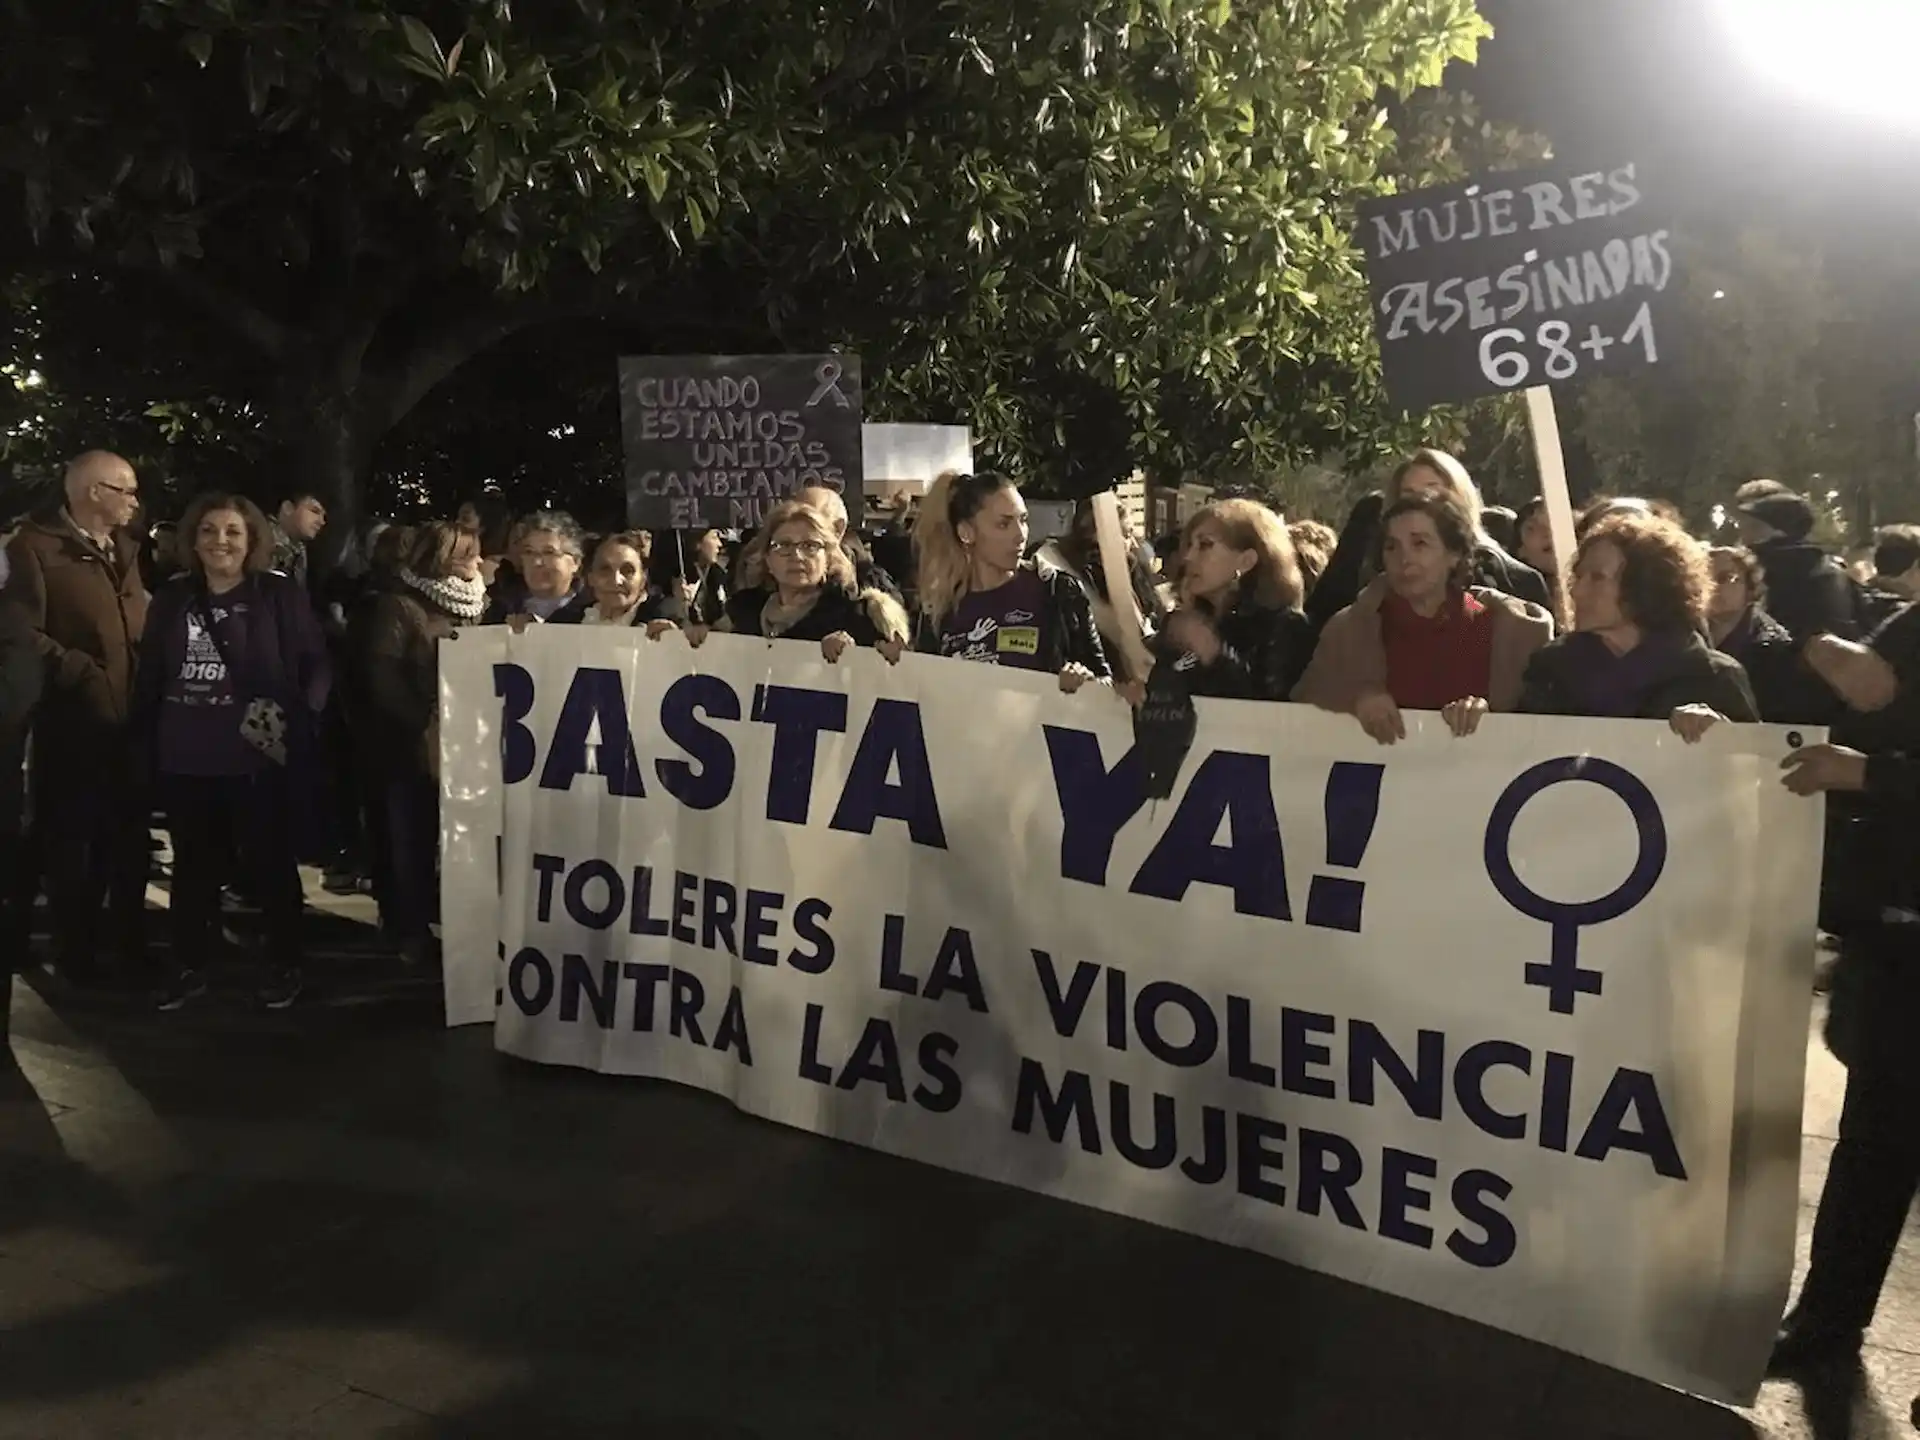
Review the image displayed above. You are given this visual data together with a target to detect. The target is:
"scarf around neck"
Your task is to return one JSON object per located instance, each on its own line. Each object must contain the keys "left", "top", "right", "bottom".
{"left": 400, "top": 567, "right": 488, "bottom": 623}
{"left": 760, "top": 589, "right": 823, "bottom": 638}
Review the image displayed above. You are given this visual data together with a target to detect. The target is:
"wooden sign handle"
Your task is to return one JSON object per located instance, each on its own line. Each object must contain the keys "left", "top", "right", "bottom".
{"left": 1524, "top": 385, "right": 1577, "bottom": 610}
{"left": 1090, "top": 491, "right": 1153, "bottom": 681}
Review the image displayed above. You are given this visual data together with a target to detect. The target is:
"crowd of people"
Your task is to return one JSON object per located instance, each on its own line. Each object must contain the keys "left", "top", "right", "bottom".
{"left": 3, "top": 444, "right": 1919, "bottom": 1379}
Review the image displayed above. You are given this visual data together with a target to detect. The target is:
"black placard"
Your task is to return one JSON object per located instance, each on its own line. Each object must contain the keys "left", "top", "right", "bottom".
{"left": 619, "top": 354, "right": 864, "bottom": 530}
{"left": 1355, "top": 161, "right": 1676, "bottom": 411}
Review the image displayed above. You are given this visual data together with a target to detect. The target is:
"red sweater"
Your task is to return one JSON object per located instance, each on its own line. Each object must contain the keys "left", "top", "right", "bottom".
{"left": 1381, "top": 590, "right": 1495, "bottom": 709}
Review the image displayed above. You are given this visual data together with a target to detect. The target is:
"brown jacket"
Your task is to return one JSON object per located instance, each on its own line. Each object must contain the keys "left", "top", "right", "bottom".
{"left": 353, "top": 588, "right": 458, "bottom": 778}
{"left": 4, "top": 512, "right": 148, "bottom": 730}
{"left": 1293, "top": 580, "right": 1553, "bottom": 714}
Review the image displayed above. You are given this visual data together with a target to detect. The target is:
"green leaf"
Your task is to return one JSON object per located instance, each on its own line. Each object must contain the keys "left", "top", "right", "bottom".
{"left": 397, "top": 16, "right": 446, "bottom": 72}
{"left": 684, "top": 193, "right": 705, "bottom": 239}
{"left": 639, "top": 154, "right": 668, "bottom": 202}
{"left": 184, "top": 32, "right": 213, "bottom": 68}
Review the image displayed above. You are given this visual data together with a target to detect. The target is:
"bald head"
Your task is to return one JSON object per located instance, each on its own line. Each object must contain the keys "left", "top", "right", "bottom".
{"left": 796, "top": 485, "right": 848, "bottom": 538}
{"left": 63, "top": 451, "right": 140, "bottom": 538}
{"left": 65, "top": 451, "right": 135, "bottom": 503}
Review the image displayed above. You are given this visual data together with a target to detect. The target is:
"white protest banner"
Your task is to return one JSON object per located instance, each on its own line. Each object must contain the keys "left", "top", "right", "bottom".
{"left": 438, "top": 628, "right": 1819, "bottom": 1405}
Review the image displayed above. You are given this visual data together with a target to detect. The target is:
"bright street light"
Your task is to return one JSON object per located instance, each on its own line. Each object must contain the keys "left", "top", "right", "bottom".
{"left": 1713, "top": 1, "right": 1920, "bottom": 130}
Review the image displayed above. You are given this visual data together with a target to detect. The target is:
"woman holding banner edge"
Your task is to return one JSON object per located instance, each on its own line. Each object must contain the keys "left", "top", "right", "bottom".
{"left": 690, "top": 501, "right": 907, "bottom": 663}
{"left": 1515, "top": 511, "right": 1757, "bottom": 735}
{"left": 1293, "top": 488, "right": 1552, "bottom": 741}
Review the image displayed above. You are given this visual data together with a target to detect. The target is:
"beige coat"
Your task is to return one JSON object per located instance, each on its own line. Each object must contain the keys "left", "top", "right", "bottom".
{"left": 1293, "top": 580, "right": 1552, "bottom": 714}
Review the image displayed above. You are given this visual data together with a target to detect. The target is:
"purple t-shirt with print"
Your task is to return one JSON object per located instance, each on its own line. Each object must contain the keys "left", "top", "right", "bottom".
{"left": 939, "top": 568, "right": 1049, "bottom": 671}
{"left": 158, "top": 594, "right": 260, "bottom": 777}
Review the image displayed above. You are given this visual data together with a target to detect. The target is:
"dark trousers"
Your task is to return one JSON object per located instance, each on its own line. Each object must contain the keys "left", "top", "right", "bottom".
{"left": 32, "top": 741, "right": 149, "bottom": 978}
{"left": 161, "top": 771, "right": 304, "bottom": 974}
{"left": 378, "top": 773, "right": 439, "bottom": 944}
{"left": 1799, "top": 924, "right": 1920, "bottom": 1332}
{"left": 322, "top": 692, "right": 364, "bottom": 866}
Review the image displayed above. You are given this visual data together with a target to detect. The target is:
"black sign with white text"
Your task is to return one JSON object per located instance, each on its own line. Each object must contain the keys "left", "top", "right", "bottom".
{"left": 1355, "top": 161, "right": 1676, "bottom": 411}
{"left": 619, "top": 354, "right": 864, "bottom": 530}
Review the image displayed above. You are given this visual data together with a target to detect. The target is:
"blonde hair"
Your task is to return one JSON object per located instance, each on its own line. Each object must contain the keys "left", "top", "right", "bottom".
{"left": 1390, "top": 449, "right": 1485, "bottom": 535}
{"left": 913, "top": 470, "right": 1018, "bottom": 628}
{"left": 762, "top": 502, "right": 855, "bottom": 593}
{"left": 1181, "top": 499, "right": 1303, "bottom": 612}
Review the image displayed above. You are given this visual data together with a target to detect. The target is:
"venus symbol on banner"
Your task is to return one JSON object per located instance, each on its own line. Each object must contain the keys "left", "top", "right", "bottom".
{"left": 1482, "top": 757, "right": 1669, "bottom": 1014}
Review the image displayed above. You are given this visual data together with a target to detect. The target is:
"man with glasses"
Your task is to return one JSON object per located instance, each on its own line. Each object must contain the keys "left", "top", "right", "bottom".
{"left": 3, "top": 451, "right": 151, "bottom": 989}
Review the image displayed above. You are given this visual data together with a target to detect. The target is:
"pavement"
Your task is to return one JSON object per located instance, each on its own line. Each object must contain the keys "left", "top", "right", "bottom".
{"left": 0, "top": 887, "right": 1914, "bottom": 1438}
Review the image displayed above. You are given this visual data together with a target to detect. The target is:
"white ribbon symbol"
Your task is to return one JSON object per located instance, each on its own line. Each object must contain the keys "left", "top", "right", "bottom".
{"left": 807, "top": 359, "right": 852, "bottom": 409}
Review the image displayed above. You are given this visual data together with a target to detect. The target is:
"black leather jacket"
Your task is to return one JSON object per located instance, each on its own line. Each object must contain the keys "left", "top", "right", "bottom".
{"left": 914, "top": 558, "right": 1110, "bottom": 679}
{"left": 1156, "top": 603, "right": 1316, "bottom": 702}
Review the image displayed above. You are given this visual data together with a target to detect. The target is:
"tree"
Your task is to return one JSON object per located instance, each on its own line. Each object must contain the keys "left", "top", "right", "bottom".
{"left": 1565, "top": 225, "right": 1920, "bottom": 535}
{"left": 2, "top": 0, "right": 1492, "bottom": 529}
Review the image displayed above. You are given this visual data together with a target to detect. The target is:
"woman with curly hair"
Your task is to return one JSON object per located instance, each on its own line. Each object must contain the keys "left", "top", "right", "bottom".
{"left": 1518, "top": 512, "right": 1757, "bottom": 737}
{"left": 1154, "top": 498, "right": 1315, "bottom": 701}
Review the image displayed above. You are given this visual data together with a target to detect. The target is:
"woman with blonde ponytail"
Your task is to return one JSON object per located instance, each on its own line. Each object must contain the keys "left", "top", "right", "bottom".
{"left": 912, "top": 471, "right": 1109, "bottom": 691}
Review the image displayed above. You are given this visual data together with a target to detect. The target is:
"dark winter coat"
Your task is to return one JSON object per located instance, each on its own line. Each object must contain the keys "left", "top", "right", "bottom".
{"left": 1715, "top": 605, "right": 1838, "bottom": 726}
{"left": 1518, "top": 629, "right": 1759, "bottom": 722}
{"left": 132, "top": 572, "right": 331, "bottom": 740}
{"left": 912, "top": 558, "right": 1111, "bottom": 679}
{"left": 1472, "top": 539, "right": 1553, "bottom": 612}
{"left": 0, "top": 595, "right": 42, "bottom": 838}
{"left": 1823, "top": 606, "right": 1920, "bottom": 936}
{"left": 132, "top": 573, "right": 332, "bottom": 848}
{"left": 1751, "top": 537, "right": 1860, "bottom": 644}
{"left": 728, "top": 584, "right": 908, "bottom": 648}
{"left": 484, "top": 582, "right": 583, "bottom": 626}
{"left": 549, "top": 589, "right": 683, "bottom": 627}
{"left": 351, "top": 587, "right": 462, "bottom": 779}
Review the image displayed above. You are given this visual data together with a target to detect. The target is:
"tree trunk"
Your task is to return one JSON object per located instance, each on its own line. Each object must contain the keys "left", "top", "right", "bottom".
{"left": 270, "top": 382, "right": 375, "bottom": 572}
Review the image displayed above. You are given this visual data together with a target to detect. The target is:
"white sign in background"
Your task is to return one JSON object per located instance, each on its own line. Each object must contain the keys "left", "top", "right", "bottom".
{"left": 439, "top": 628, "right": 1819, "bottom": 1406}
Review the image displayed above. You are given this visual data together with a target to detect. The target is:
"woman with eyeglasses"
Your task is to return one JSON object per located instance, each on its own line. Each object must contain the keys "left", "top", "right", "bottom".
{"left": 912, "top": 471, "right": 1109, "bottom": 690}
{"left": 689, "top": 502, "right": 907, "bottom": 662}
{"left": 486, "top": 511, "right": 585, "bottom": 626}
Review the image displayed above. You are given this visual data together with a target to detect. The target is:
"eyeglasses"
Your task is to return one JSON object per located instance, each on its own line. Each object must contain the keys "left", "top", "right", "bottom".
{"left": 522, "top": 547, "right": 572, "bottom": 562}
{"left": 768, "top": 540, "right": 828, "bottom": 558}
{"left": 98, "top": 482, "right": 138, "bottom": 500}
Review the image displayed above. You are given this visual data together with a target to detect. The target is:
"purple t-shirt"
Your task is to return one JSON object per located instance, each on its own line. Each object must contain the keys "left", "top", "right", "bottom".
{"left": 158, "top": 594, "right": 259, "bottom": 777}
{"left": 939, "top": 569, "right": 1049, "bottom": 670}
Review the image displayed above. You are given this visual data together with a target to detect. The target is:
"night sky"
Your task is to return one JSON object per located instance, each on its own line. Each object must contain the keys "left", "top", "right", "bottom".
{"left": 1464, "top": 0, "right": 1918, "bottom": 243}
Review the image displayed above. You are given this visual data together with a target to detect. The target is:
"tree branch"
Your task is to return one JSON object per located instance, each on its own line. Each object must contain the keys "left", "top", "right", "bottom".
{"left": 138, "top": 260, "right": 296, "bottom": 359}
{"left": 368, "top": 276, "right": 761, "bottom": 436}
{"left": 370, "top": 292, "right": 564, "bottom": 434}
